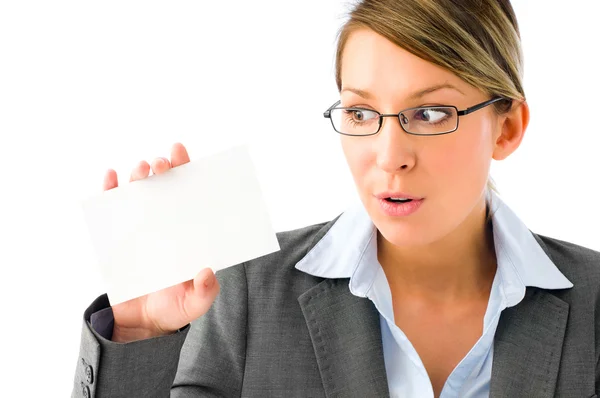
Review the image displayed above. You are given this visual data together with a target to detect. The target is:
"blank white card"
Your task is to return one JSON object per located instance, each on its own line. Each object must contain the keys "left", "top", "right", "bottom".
{"left": 81, "top": 144, "right": 281, "bottom": 305}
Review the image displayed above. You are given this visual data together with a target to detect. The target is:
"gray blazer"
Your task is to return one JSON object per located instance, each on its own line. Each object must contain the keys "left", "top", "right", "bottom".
{"left": 72, "top": 215, "right": 600, "bottom": 398}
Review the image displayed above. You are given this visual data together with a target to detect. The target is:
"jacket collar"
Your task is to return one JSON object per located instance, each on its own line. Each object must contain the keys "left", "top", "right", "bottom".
{"left": 298, "top": 279, "right": 391, "bottom": 397}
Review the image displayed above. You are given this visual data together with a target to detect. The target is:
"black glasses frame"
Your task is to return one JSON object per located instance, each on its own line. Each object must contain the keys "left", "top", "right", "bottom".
{"left": 323, "top": 97, "right": 507, "bottom": 136}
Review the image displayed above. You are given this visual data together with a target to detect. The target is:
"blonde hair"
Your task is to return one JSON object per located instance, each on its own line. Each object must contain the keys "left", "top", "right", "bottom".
{"left": 335, "top": 0, "right": 525, "bottom": 223}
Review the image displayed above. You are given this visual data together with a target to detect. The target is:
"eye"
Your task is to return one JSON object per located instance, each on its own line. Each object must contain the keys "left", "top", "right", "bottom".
{"left": 344, "top": 109, "right": 378, "bottom": 123}
{"left": 413, "top": 108, "right": 451, "bottom": 124}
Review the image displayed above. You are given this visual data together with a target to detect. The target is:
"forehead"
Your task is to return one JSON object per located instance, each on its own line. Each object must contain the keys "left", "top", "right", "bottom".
{"left": 340, "top": 29, "right": 469, "bottom": 102}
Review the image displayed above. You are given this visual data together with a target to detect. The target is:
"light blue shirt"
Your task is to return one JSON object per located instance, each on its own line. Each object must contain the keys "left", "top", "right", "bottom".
{"left": 295, "top": 189, "right": 573, "bottom": 397}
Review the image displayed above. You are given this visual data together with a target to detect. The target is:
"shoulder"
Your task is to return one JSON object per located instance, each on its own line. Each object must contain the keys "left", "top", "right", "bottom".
{"left": 532, "top": 232, "right": 600, "bottom": 309}
{"left": 534, "top": 232, "right": 600, "bottom": 283}
{"left": 531, "top": 233, "right": 600, "bottom": 367}
{"left": 215, "top": 214, "right": 341, "bottom": 284}
{"left": 271, "top": 215, "right": 341, "bottom": 266}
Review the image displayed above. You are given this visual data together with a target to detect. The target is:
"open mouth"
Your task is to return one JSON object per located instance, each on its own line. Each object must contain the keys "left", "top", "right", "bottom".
{"left": 385, "top": 198, "right": 413, "bottom": 203}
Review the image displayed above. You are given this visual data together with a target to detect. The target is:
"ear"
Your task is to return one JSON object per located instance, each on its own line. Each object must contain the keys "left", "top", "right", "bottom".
{"left": 492, "top": 100, "right": 530, "bottom": 161}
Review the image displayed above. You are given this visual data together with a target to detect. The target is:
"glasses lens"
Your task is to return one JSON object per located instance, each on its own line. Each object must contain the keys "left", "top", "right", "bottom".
{"left": 330, "top": 107, "right": 380, "bottom": 135}
{"left": 401, "top": 106, "right": 458, "bottom": 135}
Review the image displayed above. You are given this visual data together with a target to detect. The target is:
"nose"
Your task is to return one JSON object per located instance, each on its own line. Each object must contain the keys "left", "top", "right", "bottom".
{"left": 375, "top": 115, "right": 417, "bottom": 174}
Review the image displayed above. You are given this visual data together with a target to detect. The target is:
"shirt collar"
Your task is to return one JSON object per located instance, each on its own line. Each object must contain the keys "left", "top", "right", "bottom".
{"left": 295, "top": 190, "right": 573, "bottom": 303}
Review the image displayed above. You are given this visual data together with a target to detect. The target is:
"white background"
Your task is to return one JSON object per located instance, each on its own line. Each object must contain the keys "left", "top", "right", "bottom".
{"left": 0, "top": 0, "right": 598, "bottom": 395}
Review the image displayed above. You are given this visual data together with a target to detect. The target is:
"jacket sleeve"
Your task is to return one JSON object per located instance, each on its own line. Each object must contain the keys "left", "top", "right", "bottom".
{"left": 71, "top": 263, "right": 249, "bottom": 398}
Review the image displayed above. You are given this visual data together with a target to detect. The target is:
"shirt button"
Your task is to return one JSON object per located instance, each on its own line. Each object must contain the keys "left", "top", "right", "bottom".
{"left": 85, "top": 365, "right": 94, "bottom": 384}
{"left": 81, "top": 382, "right": 90, "bottom": 398}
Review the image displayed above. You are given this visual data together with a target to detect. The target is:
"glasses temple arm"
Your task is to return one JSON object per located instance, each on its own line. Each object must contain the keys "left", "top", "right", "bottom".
{"left": 458, "top": 97, "right": 506, "bottom": 116}
{"left": 323, "top": 100, "right": 341, "bottom": 118}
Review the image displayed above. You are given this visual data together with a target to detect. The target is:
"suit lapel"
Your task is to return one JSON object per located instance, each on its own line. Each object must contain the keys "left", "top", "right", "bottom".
{"left": 490, "top": 288, "right": 569, "bottom": 398}
{"left": 298, "top": 278, "right": 390, "bottom": 398}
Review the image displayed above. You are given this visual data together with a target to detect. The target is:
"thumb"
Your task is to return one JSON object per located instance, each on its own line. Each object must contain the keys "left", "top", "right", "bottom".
{"left": 184, "top": 267, "right": 220, "bottom": 320}
{"left": 193, "top": 267, "right": 217, "bottom": 292}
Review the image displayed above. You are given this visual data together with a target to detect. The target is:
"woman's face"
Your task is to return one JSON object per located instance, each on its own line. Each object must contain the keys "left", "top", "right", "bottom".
{"left": 339, "top": 28, "right": 519, "bottom": 247}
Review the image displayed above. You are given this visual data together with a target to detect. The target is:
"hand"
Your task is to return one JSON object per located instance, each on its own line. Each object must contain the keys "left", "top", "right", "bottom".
{"left": 102, "top": 143, "right": 220, "bottom": 343}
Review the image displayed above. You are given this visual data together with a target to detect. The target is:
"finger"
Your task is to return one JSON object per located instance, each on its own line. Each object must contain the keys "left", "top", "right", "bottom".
{"left": 193, "top": 268, "right": 217, "bottom": 291}
{"left": 129, "top": 160, "right": 151, "bottom": 182}
{"left": 170, "top": 142, "right": 190, "bottom": 168}
{"left": 103, "top": 169, "right": 119, "bottom": 191}
{"left": 185, "top": 268, "right": 220, "bottom": 318}
{"left": 150, "top": 157, "right": 171, "bottom": 175}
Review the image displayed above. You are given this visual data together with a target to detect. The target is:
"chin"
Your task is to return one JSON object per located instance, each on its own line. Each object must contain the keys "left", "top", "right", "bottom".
{"left": 365, "top": 204, "right": 440, "bottom": 248}
{"left": 376, "top": 223, "right": 433, "bottom": 247}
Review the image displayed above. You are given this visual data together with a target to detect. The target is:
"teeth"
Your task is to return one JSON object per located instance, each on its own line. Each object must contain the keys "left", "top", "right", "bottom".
{"left": 390, "top": 197, "right": 409, "bottom": 200}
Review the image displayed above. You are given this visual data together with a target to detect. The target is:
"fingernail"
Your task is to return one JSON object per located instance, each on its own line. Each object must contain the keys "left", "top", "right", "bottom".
{"left": 204, "top": 274, "right": 214, "bottom": 289}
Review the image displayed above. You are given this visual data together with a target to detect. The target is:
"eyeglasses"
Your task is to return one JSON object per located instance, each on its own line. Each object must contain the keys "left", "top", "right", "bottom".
{"left": 323, "top": 97, "right": 506, "bottom": 136}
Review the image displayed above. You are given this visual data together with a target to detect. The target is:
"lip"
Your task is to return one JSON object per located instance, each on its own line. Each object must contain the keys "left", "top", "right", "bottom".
{"left": 374, "top": 191, "right": 424, "bottom": 200}
{"left": 377, "top": 197, "right": 424, "bottom": 217}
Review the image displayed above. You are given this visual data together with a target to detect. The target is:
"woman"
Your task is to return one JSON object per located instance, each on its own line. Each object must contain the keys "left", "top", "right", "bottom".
{"left": 72, "top": 1, "right": 600, "bottom": 397}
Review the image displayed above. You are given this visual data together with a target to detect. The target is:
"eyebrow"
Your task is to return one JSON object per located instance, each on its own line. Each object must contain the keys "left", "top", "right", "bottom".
{"left": 340, "top": 83, "right": 465, "bottom": 101}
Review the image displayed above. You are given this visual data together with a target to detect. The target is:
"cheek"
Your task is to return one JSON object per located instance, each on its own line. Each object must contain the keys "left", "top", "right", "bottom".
{"left": 426, "top": 124, "right": 493, "bottom": 187}
{"left": 341, "top": 137, "right": 373, "bottom": 181}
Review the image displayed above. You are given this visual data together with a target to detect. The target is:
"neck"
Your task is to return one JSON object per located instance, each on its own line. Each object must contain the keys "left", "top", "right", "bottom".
{"left": 377, "top": 197, "right": 497, "bottom": 304}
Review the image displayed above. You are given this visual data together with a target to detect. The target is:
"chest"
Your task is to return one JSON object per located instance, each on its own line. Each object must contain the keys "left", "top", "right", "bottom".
{"left": 392, "top": 300, "right": 488, "bottom": 397}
